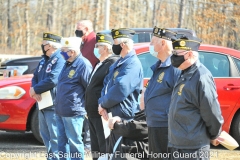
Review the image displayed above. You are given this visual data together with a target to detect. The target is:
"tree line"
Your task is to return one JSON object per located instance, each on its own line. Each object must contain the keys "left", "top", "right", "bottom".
{"left": 1, "top": 0, "right": 240, "bottom": 55}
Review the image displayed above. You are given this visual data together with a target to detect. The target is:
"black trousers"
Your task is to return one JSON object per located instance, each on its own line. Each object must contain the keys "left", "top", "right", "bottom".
{"left": 148, "top": 127, "right": 168, "bottom": 160}
{"left": 88, "top": 117, "right": 106, "bottom": 160}
{"left": 168, "top": 145, "right": 210, "bottom": 160}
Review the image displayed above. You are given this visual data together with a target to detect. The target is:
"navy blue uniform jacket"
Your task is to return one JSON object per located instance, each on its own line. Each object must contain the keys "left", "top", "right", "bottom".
{"left": 98, "top": 50, "right": 143, "bottom": 120}
{"left": 55, "top": 55, "right": 92, "bottom": 117}
{"left": 144, "top": 56, "right": 181, "bottom": 127}
{"left": 31, "top": 49, "right": 65, "bottom": 110}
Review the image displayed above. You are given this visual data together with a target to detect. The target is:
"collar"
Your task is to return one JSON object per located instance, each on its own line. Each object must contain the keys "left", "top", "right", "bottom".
{"left": 181, "top": 60, "right": 201, "bottom": 80}
{"left": 151, "top": 55, "right": 171, "bottom": 71}
{"left": 83, "top": 31, "right": 96, "bottom": 43}
{"left": 65, "top": 54, "right": 81, "bottom": 67}
{"left": 117, "top": 50, "right": 136, "bottom": 67}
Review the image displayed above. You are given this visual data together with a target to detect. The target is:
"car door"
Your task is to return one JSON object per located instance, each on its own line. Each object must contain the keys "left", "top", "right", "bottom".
{"left": 199, "top": 51, "right": 240, "bottom": 121}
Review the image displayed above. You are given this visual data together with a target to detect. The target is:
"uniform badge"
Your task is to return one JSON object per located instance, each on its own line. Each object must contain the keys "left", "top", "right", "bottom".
{"left": 100, "top": 36, "right": 104, "bottom": 39}
{"left": 157, "top": 72, "right": 165, "bottom": 83}
{"left": 113, "top": 71, "right": 119, "bottom": 80}
{"left": 65, "top": 40, "right": 69, "bottom": 45}
{"left": 68, "top": 70, "right": 75, "bottom": 78}
{"left": 115, "top": 31, "right": 119, "bottom": 36}
{"left": 46, "top": 64, "right": 52, "bottom": 73}
{"left": 51, "top": 57, "right": 58, "bottom": 64}
{"left": 178, "top": 84, "right": 185, "bottom": 95}
{"left": 38, "top": 65, "right": 42, "bottom": 72}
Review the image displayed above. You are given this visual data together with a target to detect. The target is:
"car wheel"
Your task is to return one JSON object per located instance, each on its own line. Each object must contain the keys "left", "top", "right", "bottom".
{"left": 230, "top": 112, "right": 240, "bottom": 146}
{"left": 31, "top": 109, "right": 43, "bottom": 144}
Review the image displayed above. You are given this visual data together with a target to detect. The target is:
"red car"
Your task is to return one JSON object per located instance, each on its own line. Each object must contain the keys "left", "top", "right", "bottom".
{"left": 0, "top": 43, "right": 240, "bottom": 145}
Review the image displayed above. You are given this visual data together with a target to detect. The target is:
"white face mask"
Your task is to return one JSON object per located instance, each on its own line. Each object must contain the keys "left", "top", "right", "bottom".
{"left": 149, "top": 45, "right": 158, "bottom": 57}
{"left": 94, "top": 48, "right": 100, "bottom": 59}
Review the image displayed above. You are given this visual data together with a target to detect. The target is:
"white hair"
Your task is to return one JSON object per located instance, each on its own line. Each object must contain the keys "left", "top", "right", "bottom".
{"left": 97, "top": 42, "right": 113, "bottom": 54}
{"left": 77, "top": 20, "right": 93, "bottom": 32}
{"left": 116, "top": 38, "right": 134, "bottom": 50}
{"left": 192, "top": 51, "right": 199, "bottom": 59}
{"left": 47, "top": 41, "right": 61, "bottom": 49}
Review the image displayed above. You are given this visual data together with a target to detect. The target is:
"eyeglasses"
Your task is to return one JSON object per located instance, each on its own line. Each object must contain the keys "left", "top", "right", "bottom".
{"left": 61, "top": 50, "right": 71, "bottom": 53}
{"left": 172, "top": 50, "right": 189, "bottom": 55}
{"left": 95, "top": 44, "right": 104, "bottom": 48}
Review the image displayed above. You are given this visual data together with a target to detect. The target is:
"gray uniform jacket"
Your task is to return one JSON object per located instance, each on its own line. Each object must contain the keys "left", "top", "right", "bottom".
{"left": 168, "top": 60, "right": 224, "bottom": 149}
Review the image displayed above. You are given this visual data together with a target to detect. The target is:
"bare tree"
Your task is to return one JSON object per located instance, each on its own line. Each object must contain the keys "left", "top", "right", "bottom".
{"left": 7, "top": 0, "right": 12, "bottom": 48}
{"left": 24, "top": 0, "right": 30, "bottom": 55}
{"left": 178, "top": 0, "right": 186, "bottom": 28}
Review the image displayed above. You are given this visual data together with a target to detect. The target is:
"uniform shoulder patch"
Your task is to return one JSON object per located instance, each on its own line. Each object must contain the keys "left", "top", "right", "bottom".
{"left": 178, "top": 84, "right": 185, "bottom": 95}
{"left": 157, "top": 72, "right": 165, "bottom": 83}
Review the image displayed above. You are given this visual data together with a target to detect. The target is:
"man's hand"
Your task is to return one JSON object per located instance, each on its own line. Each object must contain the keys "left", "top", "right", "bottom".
{"left": 108, "top": 116, "right": 121, "bottom": 130}
{"left": 32, "top": 94, "right": 42, "bottom": 102}
{"left": 29, "top": 87, "right": 36, "bottom": 98}
{"left": 98, "top": 105, "right": 108, "bottom": 121}
{"left": 211, "top": 137, "right": 222, "bottom": 146}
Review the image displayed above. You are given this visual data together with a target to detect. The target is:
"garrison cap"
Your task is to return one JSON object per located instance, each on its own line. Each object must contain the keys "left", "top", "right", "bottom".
{"left": 96, "top": 33, "right": 113, "bottom": 45}
{"left": 152, "top": 26, "right": 177, "bottom": 41}
{"left": 111, "top": 28, "right": 135, "bottom": 39}
{"left": 43, "top": 32, "right": 62, "bottom": 43}
{"left": 61, "top": 37, "right": 82, "bottom": 49}
{"left": 172, "top": 35, "right": 202, "bottom": 51}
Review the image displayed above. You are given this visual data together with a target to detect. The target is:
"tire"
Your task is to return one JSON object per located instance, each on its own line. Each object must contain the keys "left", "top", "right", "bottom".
{"left": 230, "top": 112, "right": 240, "bottom": 147}
{"left": 30, "top": 109, "right": 43, "bottom": 144}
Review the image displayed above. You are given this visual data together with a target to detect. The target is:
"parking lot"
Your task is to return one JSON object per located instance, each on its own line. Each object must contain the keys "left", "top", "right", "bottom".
{"left": 0, "top": 131, "right": 239, "bottom": 160}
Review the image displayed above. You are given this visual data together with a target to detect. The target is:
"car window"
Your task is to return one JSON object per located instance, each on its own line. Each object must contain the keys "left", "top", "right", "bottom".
{"left": 138, "top": 52, "right": 158, "bottom": 78}
{"left": 199, "top": 51, "right": 230, "bottom": 77}
{"left": 133, "top": 33, "right": 152, "bottom": 43}
{"left": 233, "top": 58, "right": 240, "bottom": 73}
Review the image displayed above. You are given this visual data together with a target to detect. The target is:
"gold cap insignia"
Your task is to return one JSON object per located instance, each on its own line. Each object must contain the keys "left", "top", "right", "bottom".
{"left": 115, "top": 31, "right": 119, "bottom": 35}
{"left": 179, "top": 41, "right": 186, "bottom": 47}
{"left": 44, "top": 34, "right": 47, "bottom": 37}
{"left": 65, "top": 40, "right": 69, "bottom": 45}
{"left": 154, "top": 28, "right": 158, "bottom": 34}
{"left": 100, "top": 36, "right": 104, "bottom": 40}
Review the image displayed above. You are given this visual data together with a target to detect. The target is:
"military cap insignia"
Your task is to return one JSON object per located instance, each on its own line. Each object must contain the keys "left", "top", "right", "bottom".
{"left": 115, "top": 31, "right": 119, "bottom": 35}
{"left": 157, "top": 72, "right": 165, "bottom": 83}
{"left": 179, "top": 41, "right": 186, "bottom": 47}
{"left": 44, "top": 34, "right": 47, "bottom": 37}
{"left": 68, "top": 70, "right": 75, "bottom": 78}
{"left": 113, "top": 71, "right": 119, "bottom": 80}
{"left": 65, "top": 40, "right": 69, "bottom": 45}
{"left": 100, "top": 36, "right": 104, "bottom": 40}
{"left": 178, "top": 84, "right": 185, "bottom": 95}
{"left": 154, "top": 27, "right": 158, "bottom": 34}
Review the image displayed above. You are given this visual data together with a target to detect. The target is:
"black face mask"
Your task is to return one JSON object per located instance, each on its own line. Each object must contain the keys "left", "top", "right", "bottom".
{"left": 171, "top": 54, "right": 185, "bottom": 68}
{"left": 41, "top": 44, "right": 49, "bottom": 55}
{"left": 112, "top": 44, "right": 122, "bottom": 55}
{"left": 75, "top": 30, "right": 83, "bottom": 37}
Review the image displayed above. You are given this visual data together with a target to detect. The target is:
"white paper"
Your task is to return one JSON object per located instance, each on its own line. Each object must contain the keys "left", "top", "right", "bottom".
{"left": 37, "top": 91, "right": 53, "bottom": 110}
{"left": 101, "top": 112, "right": 112, "bottom": 139}
{"left": 217, "top": 131, "right": 239, "bottom": 150}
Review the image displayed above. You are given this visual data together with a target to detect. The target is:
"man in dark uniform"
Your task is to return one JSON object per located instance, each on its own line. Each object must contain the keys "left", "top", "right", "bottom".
{"left": 108, "top": 109, "right": 148, "bottom": 160}
{"left": 75, "top": 19, "right": 97, "bottom": 152}
{"left": 55, "top": 37, "right": 92, "bottom": 160}
{"left": 143, "top": 27, "right": 181, "bottom": 160}
{"left": 98, "top": 28, "right": 143, "bottom": 152}
{"left": 85, "top": 33, "right": 119, "bottom": 160}
{"left": 30, "top": 32, "right": 65, "bottom": 160}
{"left": 168, "top": 35, "right": 224, "bottom": 160}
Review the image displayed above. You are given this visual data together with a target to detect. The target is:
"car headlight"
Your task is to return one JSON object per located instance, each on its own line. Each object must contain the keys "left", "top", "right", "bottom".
{"left": 0, "top": 86, "right": 26, "bottom": 99}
